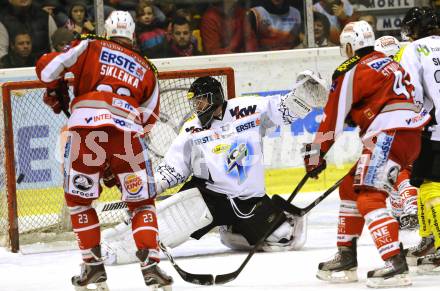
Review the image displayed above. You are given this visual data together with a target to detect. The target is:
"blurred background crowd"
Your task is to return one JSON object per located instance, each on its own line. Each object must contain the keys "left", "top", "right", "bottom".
{"left": 0, "top": 0, "right": 439, "bottom": 69}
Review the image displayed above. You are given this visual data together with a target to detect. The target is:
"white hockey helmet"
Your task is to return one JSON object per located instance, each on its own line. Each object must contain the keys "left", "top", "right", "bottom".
{"left": 105, "top": 11, "right": 135, "bottom": 42}
{"left": 339, "top": 21, "right": 375, "bottom": 57}
{"left": 374, "top": 36, "right": 401, "bottom": 57}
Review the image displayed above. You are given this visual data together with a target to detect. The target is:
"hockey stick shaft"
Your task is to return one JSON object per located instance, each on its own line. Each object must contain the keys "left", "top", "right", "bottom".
{"left": 273, "top": 175, "right": 345, "bottom": 217}
{"left": 214, "top": 173, "right": 310, "bottom": 284}
{"left": 158, "top": 241, "right": 214, "bottom": 285}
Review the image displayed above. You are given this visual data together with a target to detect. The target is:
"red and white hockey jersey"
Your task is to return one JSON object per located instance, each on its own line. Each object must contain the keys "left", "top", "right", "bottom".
{"left": 36, "top": 36, "right": 159, "bottom": 134}
{"left": 315, "top": 49, "right": 430, "bottom": 153}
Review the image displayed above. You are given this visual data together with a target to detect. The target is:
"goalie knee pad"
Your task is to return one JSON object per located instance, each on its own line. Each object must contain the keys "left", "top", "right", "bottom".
{"left": 263, "top": 214, "right": 308, "bottom": 252}
{"left": 219, "top": 225, "right": 253, "bottom": 251}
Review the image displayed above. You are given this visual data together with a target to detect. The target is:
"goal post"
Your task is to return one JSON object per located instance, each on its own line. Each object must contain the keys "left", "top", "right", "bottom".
{"left": 0, "top": 67, "right": 235, "bottom": 253}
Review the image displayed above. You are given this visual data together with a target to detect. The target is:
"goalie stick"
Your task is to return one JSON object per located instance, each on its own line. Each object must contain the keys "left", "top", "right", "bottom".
{"left": 158, "top": 241, "right": 214, "bottom": 285}
{"left": 272, "top": 175, "right": 344, "bottom": 217}
{"left": 213, "top": 173, "right": 310, "bottom": 285}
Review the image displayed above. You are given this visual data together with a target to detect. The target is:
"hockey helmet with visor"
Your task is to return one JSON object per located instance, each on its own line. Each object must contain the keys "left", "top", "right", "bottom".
{"left": 187, "top": 77, "right": 225, "bottom": 127}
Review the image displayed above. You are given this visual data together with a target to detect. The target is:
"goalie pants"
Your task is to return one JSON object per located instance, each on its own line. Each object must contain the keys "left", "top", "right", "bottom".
{"left": 337, "top": 130, "right": 421, "bottom": 260}
{"left": 63, "top": 127, "right": 160, "bottom": 262}
{"left": 182, "top": 177, "right": 286, "bottom": 245}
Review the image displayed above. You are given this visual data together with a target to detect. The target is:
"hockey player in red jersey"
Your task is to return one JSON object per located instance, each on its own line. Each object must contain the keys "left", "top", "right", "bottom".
{"left": 35, "top": 11, "right": 172, "bottom": 291}
{"left": 304, "top": 20, "right": 430, "bottom": 288}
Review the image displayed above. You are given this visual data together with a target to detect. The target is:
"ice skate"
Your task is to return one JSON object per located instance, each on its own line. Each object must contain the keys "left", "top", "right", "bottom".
{"left": 136, "top": 249, "right": 173, "bottom": 291}
{"left": 399, "top": 213, "right": 418, "bottom": 230}
{"left": 404, "top": 235, "right": 435, "bottom": 266}
{"left": 417, "top": 247, "right": 440, "bottom": 274}
{"left": 366, "top": 246, "right": 411, "bottom": 288}
{"left": 71, "top": 246, "right": 109, "bottom": 291}
{"left": 316, "top": 239, "right": 358, "bottom": 283}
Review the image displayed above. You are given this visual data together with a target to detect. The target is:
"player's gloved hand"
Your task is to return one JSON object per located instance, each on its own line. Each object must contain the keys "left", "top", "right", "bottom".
{"left": 103, "top": 162, "right": 118, "bottom": 188}
{"left": 303, "top": 143, "right": 326, "bottom": 179}
{"left": 43, "top": 78, "right": 69, "bottom": 114}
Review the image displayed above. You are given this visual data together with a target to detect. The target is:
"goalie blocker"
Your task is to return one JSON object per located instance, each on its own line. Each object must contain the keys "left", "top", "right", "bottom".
{"left": 102, "top": 179, "right": 307, "bottom": 265}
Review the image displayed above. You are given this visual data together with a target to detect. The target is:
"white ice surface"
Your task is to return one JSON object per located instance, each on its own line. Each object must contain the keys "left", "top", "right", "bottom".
{"left": 1, "top": 191, "right": 438, "bottom": 291}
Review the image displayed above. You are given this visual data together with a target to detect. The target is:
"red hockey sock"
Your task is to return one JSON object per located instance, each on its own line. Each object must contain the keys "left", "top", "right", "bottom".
{"left": 337, "top": 200, "right": 365, "bottom": 247}
{"left": 130, "top": 204, "right": 160, "bottom": 262}
{"left": 365, "top": 208, "right": 400, "bottom": 260}
{"left": 69, "top": 205, "right": 100, "bottom": 260}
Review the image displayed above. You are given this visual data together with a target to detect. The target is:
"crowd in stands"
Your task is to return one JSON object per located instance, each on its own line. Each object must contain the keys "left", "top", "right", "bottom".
{"left": 0, "top": 0, "right": 438, "bottom": 69}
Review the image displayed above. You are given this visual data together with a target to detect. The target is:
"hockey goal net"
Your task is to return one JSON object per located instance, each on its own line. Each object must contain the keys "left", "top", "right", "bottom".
{"left": 0, "top": 67, "right": 235, "bottom": 252}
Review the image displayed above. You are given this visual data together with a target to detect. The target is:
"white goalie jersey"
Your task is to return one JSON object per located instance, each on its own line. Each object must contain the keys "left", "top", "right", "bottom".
{"left": 155, "top": 94, "right": 298, "bottom": 198}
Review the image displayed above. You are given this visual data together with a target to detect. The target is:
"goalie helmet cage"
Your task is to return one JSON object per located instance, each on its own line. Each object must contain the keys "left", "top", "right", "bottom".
{"left": 0, "top": 67, "right": 235, "bottom": 253}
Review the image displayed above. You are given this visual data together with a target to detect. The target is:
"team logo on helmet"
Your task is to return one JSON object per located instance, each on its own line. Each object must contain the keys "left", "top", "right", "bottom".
{"left": 124, "top": 173, "right": 143, "bottom": 195}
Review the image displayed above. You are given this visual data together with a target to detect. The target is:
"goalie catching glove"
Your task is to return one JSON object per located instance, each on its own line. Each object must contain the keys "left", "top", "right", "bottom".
{"left": 43, "top": 78, "right": 70, "bottom": 114}
{"left": 282, "top": 70, "right": 329, "bottom": 119}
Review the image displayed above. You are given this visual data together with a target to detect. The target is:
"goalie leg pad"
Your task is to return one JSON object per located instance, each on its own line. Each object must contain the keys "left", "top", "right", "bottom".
{"left": 263, "top": 213, "right": 308, "bottom": 251}
{"left": 157, "top": 187, "right": 213, "bottom": 248}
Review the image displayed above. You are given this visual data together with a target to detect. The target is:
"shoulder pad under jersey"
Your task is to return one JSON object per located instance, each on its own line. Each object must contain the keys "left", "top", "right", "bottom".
{"left": 332, "top": 55, "right": 361, "bottom": 80}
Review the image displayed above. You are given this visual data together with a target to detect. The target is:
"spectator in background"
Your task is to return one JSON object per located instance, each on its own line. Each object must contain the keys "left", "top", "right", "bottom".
{"left": 313, "top": 0, "right": 356, "bottom": 44}
{"left": 64, "top": 1, "right": 95, "bottom": 36}
{"left": 51, "top": 27, "right": 75, "bottom": 52}
{"left": 295, "top": 11, "right": 336, "bottom": 48}
{"left": 200, "top": 0, "right": 246, "bottom": 54}
{"left": 41, "top": 0, "right": 68, "bottom": 27}
{"left": 0, "top": 30, "right": 37, "bottom": 68}
{"left": 169, "top": 8, "right": 203, "bottom": 53}
{"left": 359, "top": 13, "right": 381, "bottom": 37}
{"left": 0, "top": 0, "right": 57, "bottom": 58}
{"left": 135, "top": 1, "right": 166, "bottom": 58}
{"left": 244, "top": 0, "right": 302, "bottom": 52}
{"left": 157, "top": 16, "right": 200, "bottom": 58}
{"left": 0, "top": 21, "right": 8, "bottom": 58}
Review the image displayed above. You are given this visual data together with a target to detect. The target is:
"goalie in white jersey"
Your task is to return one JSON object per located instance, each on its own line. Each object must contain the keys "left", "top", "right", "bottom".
{"left": 102, "top": 72, "right": 329, "bottom": 265}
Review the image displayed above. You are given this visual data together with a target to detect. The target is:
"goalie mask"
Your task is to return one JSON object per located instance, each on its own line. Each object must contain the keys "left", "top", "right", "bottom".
{"left": 187, "top": 77, "right": 225, "bottom": 127}
{"left": 401, "top": 7, "right": 439, "bottom": 41}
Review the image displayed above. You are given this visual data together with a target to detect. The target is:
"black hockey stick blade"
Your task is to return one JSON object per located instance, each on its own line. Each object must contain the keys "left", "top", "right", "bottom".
{"left": 214, "top": 174, "right": 310, "bottom": 285}
{"left": 159, "top": 241, "right": 214, "bottom": 285}
{"left": 272, "top": 175, "right": 345, "bottom": 217}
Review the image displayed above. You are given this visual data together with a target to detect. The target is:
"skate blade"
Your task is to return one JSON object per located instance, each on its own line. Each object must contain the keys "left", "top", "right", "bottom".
{"left": 366, "top": 274, "right": 412, "bottom": 288}
{"left": 417, "top": 264, "right": 440, "bottom": 275}
{"left": 316, "top": 269, "right": 358, "bottom": 283}
{"left": 74, "top": 282, "right": 109, "bottom": 291}
{"left": 149, "top": 284, "right": 172, "bottom": 291}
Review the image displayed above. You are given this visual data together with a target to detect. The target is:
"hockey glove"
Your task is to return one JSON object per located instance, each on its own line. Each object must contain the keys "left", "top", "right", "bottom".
{"left": 102, "top": 162, "right": 119, "bottom": 188}
{"left": 43, "top": 78, "right": 70, "bottom": 114}
{"left": 303, "top": 143, "right": 326, "bottom": 179}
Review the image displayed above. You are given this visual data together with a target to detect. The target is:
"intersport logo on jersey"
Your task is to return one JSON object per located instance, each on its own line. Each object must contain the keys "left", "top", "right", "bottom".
{"left": 99, "top": 47, "right": 146, "bottom": 79}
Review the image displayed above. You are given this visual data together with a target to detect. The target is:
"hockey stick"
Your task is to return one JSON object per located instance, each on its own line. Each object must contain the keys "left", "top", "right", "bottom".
{"left": 158, "top": 241, "right": 214, "bottom": 285}
{"left": 272, "top": 175, "right": 345, "bottom": 217}
{"left": 214, "top": 173, "right": 310, "bottom": 285}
